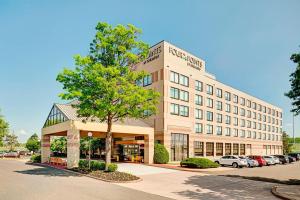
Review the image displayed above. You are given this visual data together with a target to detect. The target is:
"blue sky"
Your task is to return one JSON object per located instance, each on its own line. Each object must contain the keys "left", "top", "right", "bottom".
{"left": 0, "top": 0, "right": 299, "bottom": 142}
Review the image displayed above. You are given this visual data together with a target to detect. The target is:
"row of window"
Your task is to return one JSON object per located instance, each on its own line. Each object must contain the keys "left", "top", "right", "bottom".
{"left": 194, "top": 124, "right": 282, "bottom": 141}
{"left": 170, "top": 71, "right": 189, "bottom": 87}
{"left": 170, "top": 103, "right": 189, "bottom": 117}
{"left": 194, "top": 109, "right": 281, "bottom": 133}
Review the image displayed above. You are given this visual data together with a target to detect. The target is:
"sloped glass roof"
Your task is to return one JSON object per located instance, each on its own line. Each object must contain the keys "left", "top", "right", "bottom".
{"left": 43, "top": 105, "right": 68, "bottom": 128}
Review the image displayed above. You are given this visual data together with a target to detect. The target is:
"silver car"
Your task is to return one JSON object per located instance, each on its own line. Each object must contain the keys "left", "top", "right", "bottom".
{"left": 215, "top": 155, "right": 248, "bottom": 168}
{"left": 262, "top": 156, "right": 276, "bottom": 165}
{"left": 269, "top": 155, "right": 280, "bottom": 164}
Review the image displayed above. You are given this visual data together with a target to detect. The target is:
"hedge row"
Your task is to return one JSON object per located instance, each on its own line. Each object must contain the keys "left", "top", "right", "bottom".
{"left": 180, "top": 158, "right": 219, "bottom": 169}
{"left": 78, "top": 160, "right": 118, "bottom": 172}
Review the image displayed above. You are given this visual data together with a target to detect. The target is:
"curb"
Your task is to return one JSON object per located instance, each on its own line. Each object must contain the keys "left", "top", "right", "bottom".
{"left": 29, "top": 162, "right": 142, "bottom": 183}
{"left": 271, "top": 186, "right": 295, "bottom": 200}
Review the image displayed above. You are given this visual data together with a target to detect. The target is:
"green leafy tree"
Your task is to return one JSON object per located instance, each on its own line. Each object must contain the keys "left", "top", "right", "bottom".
{"left": 5, "top": 133, "right": 19, "bottom": 151}
{"left": 25, "top": 133, "right": 40, "bottom": 153}
{"left": 285, "top": 50, "right": 300, "bottom": 115}
{"left": 50, "top": 137, "right": 67, "bottom": 154}
{"left": 57, "top": 22, "right": 160, "bottom": 170}
{"left": 0, "top": 110, "right": 9, "bottom": 146}
{"left": 282, "top": 131, "right": 293, "bottom": 154}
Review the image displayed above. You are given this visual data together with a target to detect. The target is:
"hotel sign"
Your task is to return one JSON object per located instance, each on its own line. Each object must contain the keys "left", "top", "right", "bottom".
{"left": 168, "top": 46, "right": 203, "bottom": 70}
{"left": 143, "top": 45, "right": 162, "bottom": 64}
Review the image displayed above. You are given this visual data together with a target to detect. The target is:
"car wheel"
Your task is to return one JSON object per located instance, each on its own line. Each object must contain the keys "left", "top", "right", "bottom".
{"left": 215, "top": 161, "right": 219, "bottom": 164}
{"left": 247, "top": 163, "right": 251, "bottom": 168}
{"left": 232, "top": 162, "right": 238, "bottom": 168}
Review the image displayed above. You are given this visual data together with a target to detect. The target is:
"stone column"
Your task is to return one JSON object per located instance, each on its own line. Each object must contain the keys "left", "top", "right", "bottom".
{"left": 144, "top": 134, "right": 154, "bottom": 164}
{"left": 222, "top": 143, "right": 226, "bottom": 156}
{"left": 203, "top": 142, "right": 206, "bottom": 157}
{"left": 67, "top": 128, "right": 80, "bottom": 169}
{"left": 231, "top": 143, "right": 233, "bottom": 155}
{"left": 213, "top": 142, "right": 216, "bottom": 157}
{"left": 41, "top": 134, "right": 51, "bottom": 163}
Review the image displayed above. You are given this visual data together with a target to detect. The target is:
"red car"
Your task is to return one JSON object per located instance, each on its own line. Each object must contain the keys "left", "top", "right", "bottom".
{"left": 248, "top": 155, "right": 267, "bottom": 167}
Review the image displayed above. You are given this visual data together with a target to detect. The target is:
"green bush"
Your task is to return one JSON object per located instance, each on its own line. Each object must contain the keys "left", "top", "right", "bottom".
{"left": 107, "top": 163, "right": 118, "bottom": 172}
{"left": 154, "top": 143, "right": 169, "bottom": 164}
{"left": 79, "top": 159, "right": 89, "bottom": 169}
{"left": 30, "top": 155, "right": 41, "bottom": 163}
{"left": 180, "top": 158, "right": 219, "bottom": 169}
{"left": 90, "top": 160, "right": 105, "bottom": 171}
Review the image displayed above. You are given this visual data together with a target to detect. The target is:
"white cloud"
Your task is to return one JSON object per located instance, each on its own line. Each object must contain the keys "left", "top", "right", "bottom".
{"left": 15, "top": 129, "right": 31, "bottom": 143}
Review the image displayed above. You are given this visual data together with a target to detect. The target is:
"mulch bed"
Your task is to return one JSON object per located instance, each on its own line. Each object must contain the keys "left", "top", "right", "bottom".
{"left": 70, "top": 168, "right": 140, "bottom": 182}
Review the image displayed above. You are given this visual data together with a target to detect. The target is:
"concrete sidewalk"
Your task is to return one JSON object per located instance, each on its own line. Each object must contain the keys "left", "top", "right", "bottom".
{"left": 272, "top": 185, "right": 300, "bottom": 200}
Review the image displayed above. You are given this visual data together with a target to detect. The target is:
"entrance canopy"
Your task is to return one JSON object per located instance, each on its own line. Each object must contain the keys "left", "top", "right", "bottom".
{"left": 41, "top": 102, "right": 154, "bottom": 168}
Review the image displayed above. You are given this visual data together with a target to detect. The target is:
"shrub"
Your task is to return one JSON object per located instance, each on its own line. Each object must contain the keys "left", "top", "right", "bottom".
{"left": 180, "top": 158, "right": 219, "bottom": 169}
{"left": 30, "top": 155, "right": 41, "bottom": 163}
{"left": 90, "top": 160, "right": 105, "bottom": 171}
{"left": 107, "top": 163, "right": 118, "bottom": 172}
{"left": 79, "top": 159, "right": 89, "bottom": 169}
{"left": 154, "top": 143, "right": 169, "bottom": 164}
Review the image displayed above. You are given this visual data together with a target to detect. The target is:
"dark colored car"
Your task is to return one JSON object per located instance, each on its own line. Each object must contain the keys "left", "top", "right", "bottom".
{"left": 272, "top": 155, "right": 289, "bottom": 164}
{"left": 248, "top": 155, "right": 267, "bottom": 167}
{"left": 287, "top": 156, "right": 296, "bottom": 163}
{"left": 288, "top": 153, "right": 300, "bottom": 161}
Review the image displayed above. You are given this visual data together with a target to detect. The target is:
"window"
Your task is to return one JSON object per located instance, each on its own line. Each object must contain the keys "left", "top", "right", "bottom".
{"left": 216, "top": 126, "right": 222, "bottom": 135}
{"left": 170, "top": 103, "right": 179, "bottom": 115}
{"left": 225, "top": 91, "right": 231, "bottom": 101}
{"left": 225, "top": 143, "right": 232, "bottom": 155}
{"left": 216, "top": 113, "right": 222, "bottom": 123}
{"left": 206, "top": 124, "right": 213, "bottom": 134}
{"left": 240, "top": 108, "right": 245, "bottom": 116}
{"left": 179, "top": 74, "right": 189, "bottom": 87}
{"left": 253, "top": 112, "right": 256, "bottom": 119}
{"left": 240, "top": 144, "right": 245, "bottom": 155}
{"left": 216, "top": 88, "right": 222, "bottom": 98}
{"left": 240, "top": 97, "right": 245, "bottom": 106}
{"left": 233, "top": 144, "right": 239, "bottom": 155}
{"left": 240, "top": 130, "right": 245, "bottom": 137}
{"left": 195, "top": 123, "right": 203, "bottom": 133}
{"left": 195, "top": 80, "right": 203, "bottom": 91}
{"left": 143, "top": 75, "right": 152, "bottom": 86}
{"left": 240, "top": 119, "right": 245, "bottom": 127}
{"left": 216, "top": 101, "right": 222, "bottom": 111}
{"left": 252, "top": 102, "right": 256, "bottom": 110}
{"left": 247, "top": 131, "right": 251, "bottom": 138}
{"left": 233, "top": 106, "right": 238, "bottom": 114}
{"left": 44, "top": 105, "right": 67, "bottom": 128}
{"left": 195, "top": 109, "right": 203, "bottom": 119}
{"left": 247, "top": 110, "right": 251, "bottom": 118}
{"left": 225, "top": 115, "right": 231, "bottom": 125}
{"left": 233, "top": 117, "right": 238, "bottom": 126}
{"left": 206, "top": 142, "right": 214, "bottom": 156}
{"left": 233, "top": 94, "right": 238, "bottom": 103}
{"left": 206, "top": 84, "right": 213, "bottom": 95}
{"left": 170, "top": 87, "right": 179, "bottom": 99}
{"left": 170, "top": 71, "right": 179, "bottom": 83}
{"left": 225, "top": 103, "right": 231, "bottom": 113}
{"left": 225, "top": 127, "right": 231, "bottom": 136}
{"left": 207, "top": 111, "right": 213, "bottom": 121}
{"left": 216, "top": 143, "right": 223, "bottom": 156}
{"left": 246, "top": 100, "right": 251, "bottom": 108}
{"left": 247, "top": 120, "right": 251, "bottom": 128}
{"left": 253, "top": 131, "right": 256, "bottom": 139}
{"left": 195, "top": 94, "right": 203, "bottom": 105}
{"left": 194, "top": 141, "right": 203, "bottom": 156}
{"left": 180, "top": 90, "right": 189, "bottom": 102}
{"left": 233, "top": 129, "right": 238, "bottom": 137}
{"left": 180, "top": 105, "right": 189, "bottom": 117}
{"left": 206, "top": 98, "right": 213, "bottom": 108}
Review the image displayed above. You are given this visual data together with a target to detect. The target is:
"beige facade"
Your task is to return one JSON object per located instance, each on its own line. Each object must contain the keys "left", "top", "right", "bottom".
{"left": 136, "top": 40, "right": 283, "bottom": 161}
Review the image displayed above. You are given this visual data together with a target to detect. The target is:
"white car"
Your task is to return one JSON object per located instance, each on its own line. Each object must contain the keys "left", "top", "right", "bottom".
{"left": 215, "top": 155, "right": 248, "bottom": 168}
{"left": 262, "top": 156, "right": 276, "bottom": 165}
{"left": 269, "top": 155, "right": 280, "bottom": 164}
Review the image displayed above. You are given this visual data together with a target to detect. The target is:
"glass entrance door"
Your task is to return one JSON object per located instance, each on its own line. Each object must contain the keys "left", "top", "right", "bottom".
{"left": 171, "top": 133, "right": 188, "bottom": 161}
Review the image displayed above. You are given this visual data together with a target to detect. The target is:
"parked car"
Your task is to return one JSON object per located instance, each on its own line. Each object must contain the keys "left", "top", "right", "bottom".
{"left": 288, "top": 153, "right": 300, "bottom": 161}
{"left": 240, "top": 156, "right": 259, "bottom": 167}
{"left": 4, "top": 152, "right": 20, "bottom": 158}
{"left": 287, "top": 156, "right": 296, "bottom": 163}
{"left": 262, "top": 156, "right": 276, "bottom": 165}
{"left": 269, "top": 155, "right": 280, "bottom": 164}
{"left": 272, "top": 155, "right": 289, "bottom": 164}
{"left": 215, "top": 155, "right": 248, "bottom": 168}
{"left": 248, "top": 155, "right": 267, "bottom": 167}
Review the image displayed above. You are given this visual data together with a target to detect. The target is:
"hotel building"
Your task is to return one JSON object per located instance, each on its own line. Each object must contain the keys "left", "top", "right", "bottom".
{"left": 41, "top": 40, "right": 283, "bottom": 168}
{"left": 136, "top": 40, "right": 283, "bottom": 161}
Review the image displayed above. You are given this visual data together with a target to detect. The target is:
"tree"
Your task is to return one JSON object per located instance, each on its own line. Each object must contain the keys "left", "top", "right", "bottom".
{"left": 0, "top": 110, "right": 9, "bottom": 146}
{"left": 50, "top": 137, "right": 67, "bottom": 154}
{"left": 282, "top": 131, "right": 292, "bottom": 154}
{"left": 25, "top": 133, "right": 40, "bottom": 153}
{"left": 285, "top": 50, "right": 300, "bottom": 115}
{"left": 5, "top": 133, "right": 18, "bottom": 151}
{"left": 57, "top": 22, "right": 160, "bottom": 170}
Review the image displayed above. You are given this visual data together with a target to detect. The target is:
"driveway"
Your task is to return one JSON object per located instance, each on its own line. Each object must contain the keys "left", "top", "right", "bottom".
{"left": 0, "top": 159, "right": 172, "bottom": 200}
{"left": 116, "top": 164, "right": 284, "bottom": 200}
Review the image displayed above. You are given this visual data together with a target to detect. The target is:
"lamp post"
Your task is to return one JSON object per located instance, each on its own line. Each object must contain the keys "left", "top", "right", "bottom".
{"left": 88, "top": 132, "right": 93, "bottom": 170}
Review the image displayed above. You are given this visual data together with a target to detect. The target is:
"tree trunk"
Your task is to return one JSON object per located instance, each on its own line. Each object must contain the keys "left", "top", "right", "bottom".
{"left": 105, "top": 117, "right": 112, "bottom": 171}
